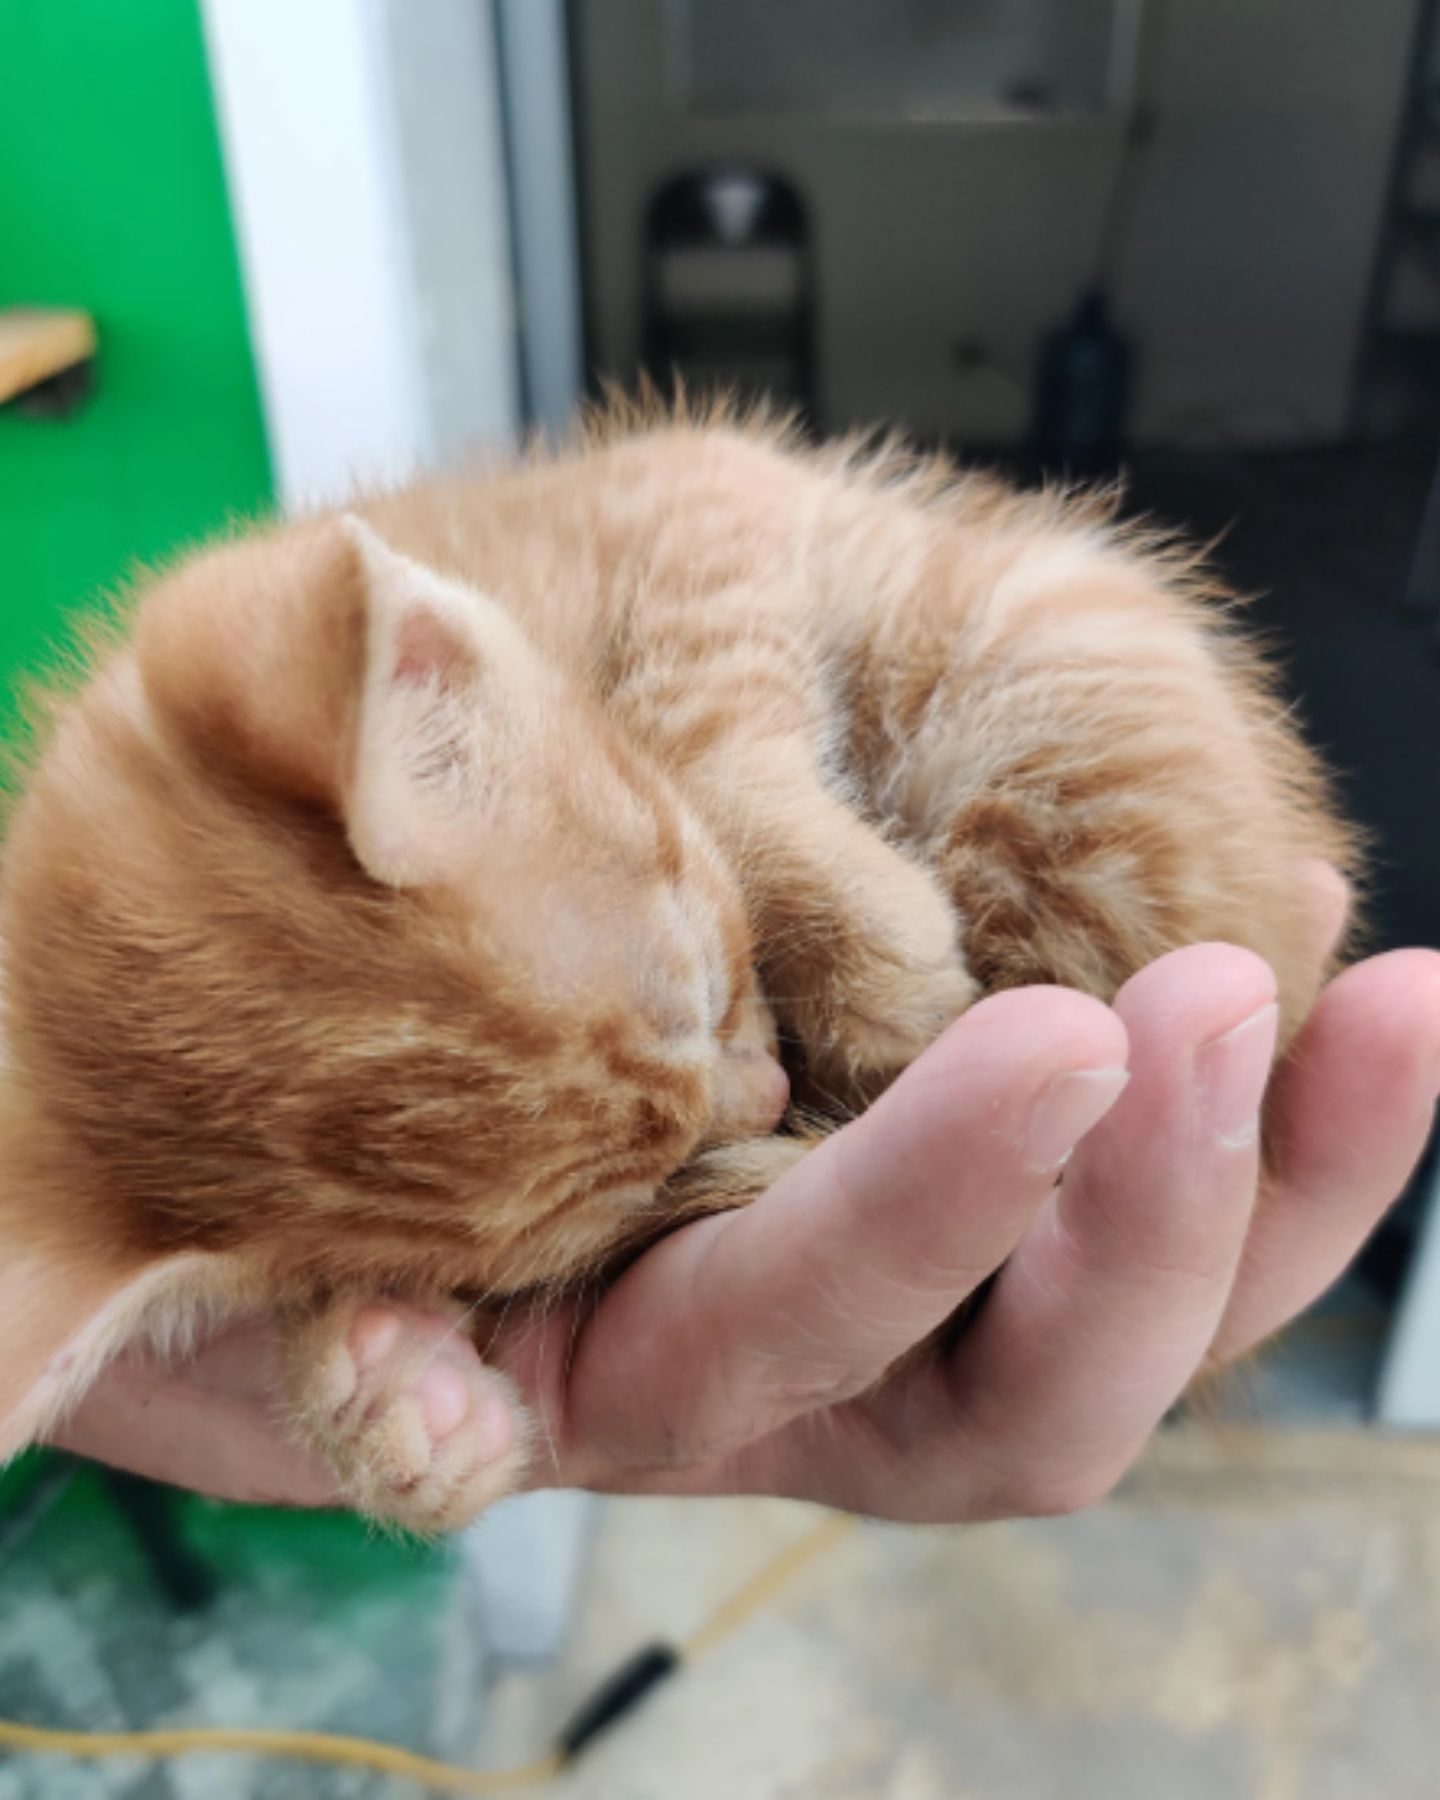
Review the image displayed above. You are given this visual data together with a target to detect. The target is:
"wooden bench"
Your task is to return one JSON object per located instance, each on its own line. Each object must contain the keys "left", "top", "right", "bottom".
{"left": 0, "top": 308, "right": 96, "bottom": 406}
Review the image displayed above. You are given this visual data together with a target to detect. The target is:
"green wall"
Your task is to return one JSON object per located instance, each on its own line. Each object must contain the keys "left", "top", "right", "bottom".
{"left": 0, "top": 0, "right": 271, "bottom": 732}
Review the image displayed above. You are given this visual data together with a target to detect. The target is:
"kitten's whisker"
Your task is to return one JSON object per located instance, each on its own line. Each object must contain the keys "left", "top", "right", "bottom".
{"left": 525, "top": 1285, "right": 564, "bottom": 1481}
{"left": 424, "top": 1295, "right": 485, "bottom": 1367}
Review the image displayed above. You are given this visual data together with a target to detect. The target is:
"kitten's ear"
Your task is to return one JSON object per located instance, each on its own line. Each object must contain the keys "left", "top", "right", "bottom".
{"left": 339, "top": 516, "right": 555, "bottom": 890}
{"left": 139, "top": 511, "right": 564, "bottom": 891}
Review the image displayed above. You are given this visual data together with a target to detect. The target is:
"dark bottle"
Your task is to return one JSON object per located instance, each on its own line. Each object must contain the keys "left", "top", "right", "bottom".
{"left": 1031, "top": 288, "right": 1133, "bottom": 478}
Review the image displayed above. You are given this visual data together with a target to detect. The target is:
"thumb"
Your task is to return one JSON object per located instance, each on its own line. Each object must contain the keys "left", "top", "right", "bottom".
{"left": 533, "top": 987, "right": 1128, "bottom": 1485}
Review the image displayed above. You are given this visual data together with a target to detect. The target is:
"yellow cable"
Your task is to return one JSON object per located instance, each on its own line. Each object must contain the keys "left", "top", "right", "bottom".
{"left": 681, "top": 1511, "right": 856, "bottom": 1662}
{"left": 0, "top": 1510, "right": 855, "bottom": 1796}
{"left": 0, "top": 1721, "right": 561, "bottom": 1795}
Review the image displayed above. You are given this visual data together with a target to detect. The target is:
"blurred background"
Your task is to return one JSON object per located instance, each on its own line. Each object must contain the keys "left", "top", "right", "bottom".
{"left": 2, "top": 2, "right": 1439, "bottom": 1794}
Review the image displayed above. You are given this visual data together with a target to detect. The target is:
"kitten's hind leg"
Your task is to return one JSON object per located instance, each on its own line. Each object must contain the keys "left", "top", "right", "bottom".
{"left": 280, "top": 1299, "right": 532, "bottom": 1533}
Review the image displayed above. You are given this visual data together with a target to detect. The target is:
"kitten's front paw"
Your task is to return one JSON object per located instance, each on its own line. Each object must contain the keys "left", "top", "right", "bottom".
{"left": 774, "top": 846, "right": 978, "bottom": 1096}
{"left": 816, "top": 941, "right": 978, "bottom": 1082}
{"left": 282, "top": 1302, "right": 532, "bottom": 1534}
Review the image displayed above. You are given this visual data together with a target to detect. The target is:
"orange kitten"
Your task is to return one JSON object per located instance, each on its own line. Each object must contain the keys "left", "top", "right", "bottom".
{"left": 0, "top": 404, "right": 1354, "bottom": 1528}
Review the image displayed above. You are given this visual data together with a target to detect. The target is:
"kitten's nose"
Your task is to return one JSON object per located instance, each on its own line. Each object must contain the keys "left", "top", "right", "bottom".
{"left": 713, "top": 1044, "right": 790, "bottom": 1137}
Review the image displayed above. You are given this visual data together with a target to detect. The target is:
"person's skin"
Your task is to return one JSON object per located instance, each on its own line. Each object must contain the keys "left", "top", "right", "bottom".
{"left": 51, "top": 868, "right": 1440, "bottom": 1523}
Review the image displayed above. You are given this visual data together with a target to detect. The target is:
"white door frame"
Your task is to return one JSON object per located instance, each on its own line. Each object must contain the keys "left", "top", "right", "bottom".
{"left": 496, "top": 0, "right": 585, "bottom": 437}
{"left": 201, "top": 0, "right": 529, "bottom": 508}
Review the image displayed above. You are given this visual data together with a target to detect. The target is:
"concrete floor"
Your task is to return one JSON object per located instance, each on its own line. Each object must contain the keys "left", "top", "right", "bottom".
{"left": 484, "top": 1429, "right": 1440, "bottom": 1800}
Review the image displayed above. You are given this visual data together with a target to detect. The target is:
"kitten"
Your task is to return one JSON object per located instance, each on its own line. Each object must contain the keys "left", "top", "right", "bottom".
{"left": 0, "top": 405, "right": 1354, "bottom": 1528}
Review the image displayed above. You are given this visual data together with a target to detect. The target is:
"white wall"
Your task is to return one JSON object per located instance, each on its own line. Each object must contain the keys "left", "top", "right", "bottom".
{"left": 574, "top": 0, "right": 1417, "bottom": 447}
{"left": 202, "top": 0, "right": 520, "bottom": 509}
{"left": 1119, "top": 0, "right": 1416, "bottom": 447}
{"left": 377, "top": 0, "right": 521, "bottom": 470}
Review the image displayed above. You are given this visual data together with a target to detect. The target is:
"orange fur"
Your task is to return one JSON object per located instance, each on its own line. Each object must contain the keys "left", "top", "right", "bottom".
{"left": 0, "top": 401, "right": 1356, "bottom": 1525}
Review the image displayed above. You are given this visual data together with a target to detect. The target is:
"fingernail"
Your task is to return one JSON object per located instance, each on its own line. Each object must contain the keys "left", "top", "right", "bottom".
{"left": 418, "top": 1363, "right": 470, "bottom": 1441}
{"left": 1196, "top": 1002, "right": 1279, "bottom": 1149}
{"left": 1023, "top": 1067, "right": 1130, "bottom": 1172}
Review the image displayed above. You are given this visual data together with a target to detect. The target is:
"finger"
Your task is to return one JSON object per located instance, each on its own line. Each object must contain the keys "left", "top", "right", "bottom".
{"left": 520, "top": 986, "right": 1129, "bottom": 1486}
{"left": 1213, "top": 948, "right": 1440, "bottom": 1361}
{"left": 50, "top": 1319, "right": 339, "bottom": 1508}
{"left": 873, "top": 944, "right": 1277, "bottom": 1522}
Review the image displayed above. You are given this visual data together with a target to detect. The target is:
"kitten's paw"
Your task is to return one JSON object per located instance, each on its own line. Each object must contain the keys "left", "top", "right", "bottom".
{"left": 775, "top": 846, "right": 978, "bottom": 1093}
{"left": 282, "top": 1302, "right": 532, "bottom": 1534}
{"left": 816, "top": 940, "right": 979, "bottom": 1081}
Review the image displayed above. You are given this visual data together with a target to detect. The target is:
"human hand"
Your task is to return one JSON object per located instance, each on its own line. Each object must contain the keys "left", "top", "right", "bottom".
{"left": 52, "top": 876, "right": 1440, "bottom": 1522}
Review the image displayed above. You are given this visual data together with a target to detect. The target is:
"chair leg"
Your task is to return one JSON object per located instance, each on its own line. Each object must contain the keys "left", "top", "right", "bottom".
{"left": 101, "top": 1469, "right": 218, "bottom": 1612}
{"left": 0, "top": 1457, "right": 79, "bottom": 1575}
